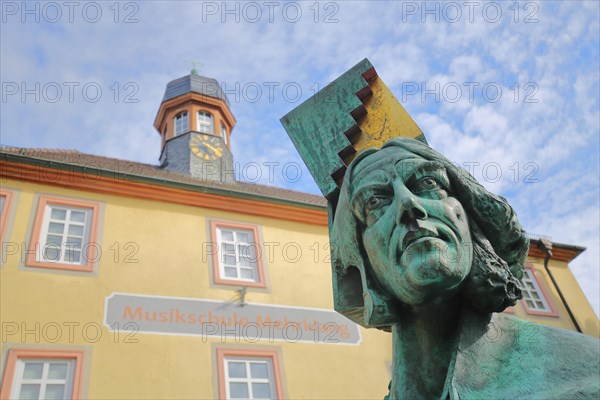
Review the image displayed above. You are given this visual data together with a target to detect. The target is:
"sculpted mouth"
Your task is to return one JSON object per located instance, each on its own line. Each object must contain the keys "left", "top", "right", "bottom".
{"left": 400, "top": 226, "right": 442, "bottom": 253}
{"left": 390, "top": 222, "right": 456, "bottom": 266}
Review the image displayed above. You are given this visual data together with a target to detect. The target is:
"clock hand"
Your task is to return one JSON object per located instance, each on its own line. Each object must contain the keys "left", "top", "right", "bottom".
{"left": 204, "top": 143, "right": 220, "bottom": 152}
{"left": 205, "top": 143, "right": 223, "bottom": 156}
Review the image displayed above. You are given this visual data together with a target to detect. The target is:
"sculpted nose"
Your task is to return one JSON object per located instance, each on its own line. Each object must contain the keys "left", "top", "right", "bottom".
{"left": 395, "top": 186, "right": 427, "bottom": 227}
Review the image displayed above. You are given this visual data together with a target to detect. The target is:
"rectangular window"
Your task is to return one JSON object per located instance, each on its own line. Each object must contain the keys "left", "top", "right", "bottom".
{"left": 0, "top": 349, "right": 84, "bottom": 400}
{"left": 197, "top": 111, "right": 214, "bottom": 134}
{"left": 224, "top": 357, "right": 275, "bottom": 399}
{"left": 221, "top": 123, "right": 228, "bottom": 145}
{"left": 40, "top": 206, "right": 91, "bottom": 264}
{"left": 519, "top": 264, "right": 558, "bottom": 317}
{"left": 13, "top": 359, "right": 75, "bottom": 399}
{"left": 27, "top": 196, "right": 100, "bottom": 272}
{"left": 174, "top": 112, "right": 189, "bottom": 136}
{"left": 210, "top": 220, "right": 266, "bottom": 288}
{"left": 218, "top": 228, "right": 258, "bottom": 281}
{"left": 216, "top": 348, "right": 284, "bottom": 400}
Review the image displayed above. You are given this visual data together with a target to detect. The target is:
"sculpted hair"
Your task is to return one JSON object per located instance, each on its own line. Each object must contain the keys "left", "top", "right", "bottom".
{"left": 331, "top": 137, "right": 529, "bottom": 316}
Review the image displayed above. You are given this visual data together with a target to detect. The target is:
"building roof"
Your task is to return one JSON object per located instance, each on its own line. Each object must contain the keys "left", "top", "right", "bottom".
{"left": 0, "top": 146, "right": 327, "bottom": 209}
{"left": 0, "top": 146, "right": 585, "bottom": 262}
{"left": 163, "top": 74, "right": 230, "bottom": 107}
{"left": 527, "top": 239, "right": 585, "bottom": 264}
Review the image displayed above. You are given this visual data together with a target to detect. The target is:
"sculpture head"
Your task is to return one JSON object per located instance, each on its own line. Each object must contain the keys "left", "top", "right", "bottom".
{"left": 331, "top": 138, "right": 529, "bottom": 328}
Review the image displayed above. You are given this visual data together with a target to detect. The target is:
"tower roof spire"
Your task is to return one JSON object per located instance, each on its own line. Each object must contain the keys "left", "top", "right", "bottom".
{"left": 162, "top": 74, "right": 230, "bottom": 107}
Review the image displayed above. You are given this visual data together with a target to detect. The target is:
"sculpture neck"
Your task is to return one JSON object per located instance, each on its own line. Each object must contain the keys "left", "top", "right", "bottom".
{"left": 389, "top": 296, "right": 462, "bottom": 400}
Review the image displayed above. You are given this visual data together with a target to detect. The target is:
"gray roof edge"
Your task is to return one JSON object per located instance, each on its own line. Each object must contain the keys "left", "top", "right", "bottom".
{"left": 0, "top": 151, "right": 326, "bottom": 210}
{"left": 162, "top": 75, "right": 231, "bottom": 107}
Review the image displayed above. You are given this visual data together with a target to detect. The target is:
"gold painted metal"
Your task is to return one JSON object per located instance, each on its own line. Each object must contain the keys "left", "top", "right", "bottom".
{"left": 349, "top": 77, "right": 423, "bottom": 163}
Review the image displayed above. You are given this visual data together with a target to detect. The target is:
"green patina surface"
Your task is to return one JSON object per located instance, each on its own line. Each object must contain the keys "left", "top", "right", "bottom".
{"left": 280, "top": 60, "right": 600, "bottom": 399}
{"left": 333, "top": 138, "right": 599, "bottom": 399}
{"left": 280, "top": 58, "right": 374, "bottom": 200}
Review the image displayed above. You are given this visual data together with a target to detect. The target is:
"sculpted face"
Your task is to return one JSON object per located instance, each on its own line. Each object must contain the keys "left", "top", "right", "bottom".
{"left": 349, "top": 146, "right": 473, "bottom": 305}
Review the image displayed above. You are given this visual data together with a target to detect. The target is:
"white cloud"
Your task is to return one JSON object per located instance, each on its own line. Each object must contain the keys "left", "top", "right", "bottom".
{"left": 1, "top": 0, "right": 598, "bottom": 315}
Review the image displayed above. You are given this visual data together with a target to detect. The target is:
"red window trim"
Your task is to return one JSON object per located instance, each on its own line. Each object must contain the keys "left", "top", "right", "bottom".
{"left": 209, "top": 219, "right": 267, "bottom": 288}
{"left": 0, "top": 349, "right": 84, "bottom": 400}
{"left": 0, "top": 189, "right": 14, "bottom": 239}
{"left": 26, "top": 195, "right": 100, "bottom": 272}
{"left": 215, "top": 347, "right": 285, "bottom": 400}
{"left": 520, "top": 263, "right": 559, "bottom": 318}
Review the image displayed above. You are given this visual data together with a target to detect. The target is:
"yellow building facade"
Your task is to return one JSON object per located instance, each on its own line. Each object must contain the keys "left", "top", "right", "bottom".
{"left": 0, "top": 73, "right": 598, "bottom": 399}
{"left": 0, "top": 173, "right": 393, "bottom": 399}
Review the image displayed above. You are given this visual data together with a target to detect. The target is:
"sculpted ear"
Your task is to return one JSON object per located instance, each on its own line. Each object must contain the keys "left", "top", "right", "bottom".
{"left": 361, "top": 272, "right": 400, "bottom": 328}
{"left": 333, "top": 264, "right": 365, "bottom": 323}
{"left": 330, "top": 192, "right": 400, "bottom": 329}
{"left": 329, "top": 146, "right": 402, "bottom": 329}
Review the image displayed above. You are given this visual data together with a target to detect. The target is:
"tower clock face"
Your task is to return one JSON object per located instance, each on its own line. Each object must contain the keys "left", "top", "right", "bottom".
{"left": 190, "top": 133, "right": 224, "bottom": 160}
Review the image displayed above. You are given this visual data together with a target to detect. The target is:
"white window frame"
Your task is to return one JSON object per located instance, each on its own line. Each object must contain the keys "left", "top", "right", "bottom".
{"left": 174, "top": 112, "right": 189, "bottom": 136}
{"left": 197, "top": 111, "right": 214, "bottom": 134}
{"left": 221, "top": 123, "right": 228, "bottom": 145}
{"left": 10, "top": 358, "right": 76, "bottom": 400}
{"left": 37, "top": 204, "right": 92, "bottom": 265}
{"left": 217, "top": 227, "right": 259, "bottom": 283}
{"left": 224, "top": 356, "right": 276, "bottom": 400}
{"left": 520, "top": 268, "right": 551, "bottom": 312}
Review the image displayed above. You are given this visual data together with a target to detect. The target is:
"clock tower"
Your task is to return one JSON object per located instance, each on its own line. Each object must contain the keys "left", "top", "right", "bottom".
{"left": 154, "top": 73, "right": 236, "bottom": 183}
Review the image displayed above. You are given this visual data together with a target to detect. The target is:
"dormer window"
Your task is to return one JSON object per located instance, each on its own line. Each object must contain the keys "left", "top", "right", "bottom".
{"left": 197, "top": 111, "right": 214, "bottom": 134}
{"left": 174, "top": 112, "right": 189, "bottom": 136}
{"left": 221, "top": 123, "right": 228, "bottom": 145}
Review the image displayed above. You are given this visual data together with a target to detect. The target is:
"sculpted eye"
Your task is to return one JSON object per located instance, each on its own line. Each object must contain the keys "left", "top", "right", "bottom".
{"left": 413, "top": 176, "right": 441, "bottom": 192}
{"left": 422, "top": 177, "right": 438, "bottom": 187}
{"left": 352, "top": 187, "right": 392, "bottom": 223}
{"left": 366, "top": 196, "right": 384, "bottom": 211}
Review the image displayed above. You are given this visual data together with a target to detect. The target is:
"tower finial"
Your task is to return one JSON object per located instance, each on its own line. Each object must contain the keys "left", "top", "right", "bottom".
{"left": 185, "top": 60, "right": 204, "bottom": 75}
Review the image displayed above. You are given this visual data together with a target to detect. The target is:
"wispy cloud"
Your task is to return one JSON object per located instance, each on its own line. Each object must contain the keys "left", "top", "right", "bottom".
{"left": 1, "top": 0, "right": 598, "bottom": 314}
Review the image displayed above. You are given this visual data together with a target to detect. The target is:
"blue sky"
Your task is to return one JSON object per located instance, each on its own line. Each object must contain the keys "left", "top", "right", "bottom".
{"left": 1, "top": 1, "right": 599, "bottom": 315}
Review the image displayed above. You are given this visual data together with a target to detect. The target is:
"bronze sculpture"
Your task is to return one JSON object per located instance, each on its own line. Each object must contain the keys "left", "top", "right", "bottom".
{"left": 331, "top": 138, "right": 599, "bottom": 399}
{"left": 281, "top": 59, "right": 600, "bottom": 399}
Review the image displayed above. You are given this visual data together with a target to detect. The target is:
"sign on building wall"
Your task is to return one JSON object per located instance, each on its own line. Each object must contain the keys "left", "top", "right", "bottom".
{"left": 104, "top": 293, "right": 361, "bottom": 345}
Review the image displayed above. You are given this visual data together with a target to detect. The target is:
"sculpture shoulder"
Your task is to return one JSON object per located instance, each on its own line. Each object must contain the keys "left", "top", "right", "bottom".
{"left": 493, "top": 314, "right": 600, "bottom": 399}
{"left": 452, "top": 313, "right": 600, "bottom": 399}
{"left": 492, "top": 313, "right": 599, "bottom": 354}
